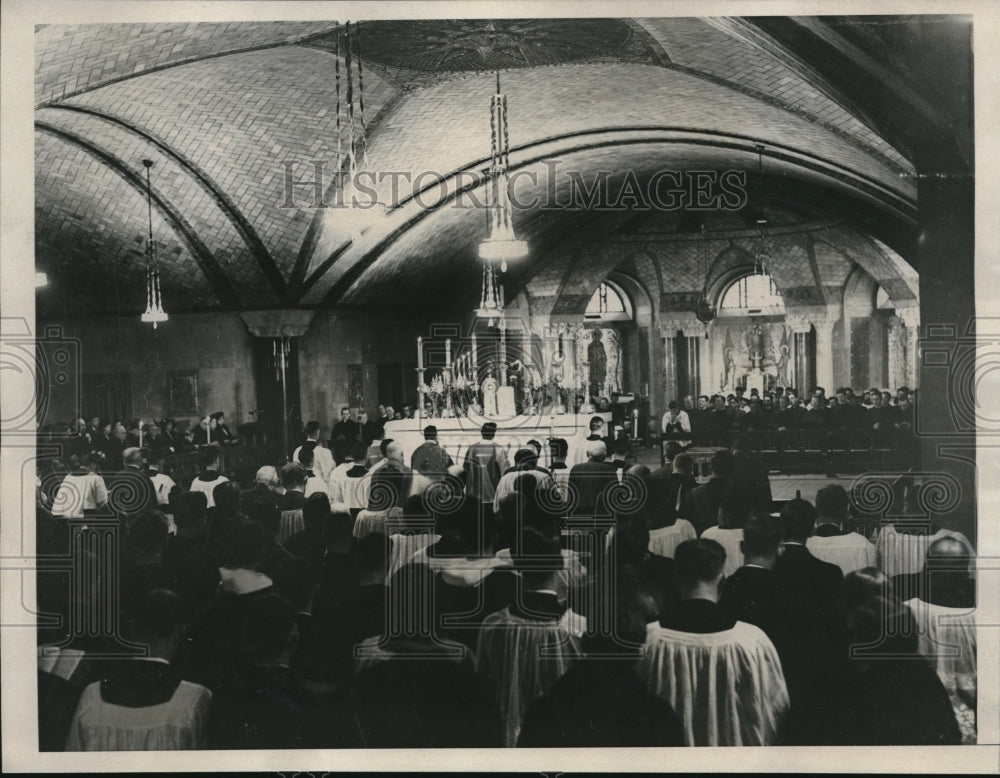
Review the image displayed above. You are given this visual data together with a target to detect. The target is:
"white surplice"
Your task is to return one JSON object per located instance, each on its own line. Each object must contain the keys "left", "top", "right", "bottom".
{"left": 638, "top": 620, "right": 789, "bottom": 746}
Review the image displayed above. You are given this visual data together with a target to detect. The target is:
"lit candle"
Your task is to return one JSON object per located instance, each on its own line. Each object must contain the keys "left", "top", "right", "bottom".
{"left": 206, "top": 418, "right": 211, "bottom": 446}
{"left": 471, "top": 333, "right": 478, "bottom": 378}
{"left": 417, "top": 336, "right": 424, "bottom": 370}
{"left": 445, "top": 338, "right": 452, "bottom": 369}
{"left": 138, "top": 422, "right": 143, "bottom": 448}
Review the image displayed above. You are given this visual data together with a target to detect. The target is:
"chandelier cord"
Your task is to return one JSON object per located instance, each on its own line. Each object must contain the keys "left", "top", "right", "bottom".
{"left": 488, "top": 75, "right": 498, "bottom": 233}
{"left": 356, "top": 22, "right": 369, "bottom": 171}
{"left": 144, "top": 163, "right": 154, "bottom": 270}
{"left": 345, "top": 21, "right": 355, "bottom": 177}
{"left": 335, "top": 32, "right": 341, "bottom": 182}
{"left": 501, "top": 94, "right": 510, "bottom": 232}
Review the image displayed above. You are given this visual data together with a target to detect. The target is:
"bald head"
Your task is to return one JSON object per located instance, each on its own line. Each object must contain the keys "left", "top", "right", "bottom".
{"left": 926, "top": 536, "right": 972, "bottom": 572}
{"left": 626, "top": 464, "right": 651, "bottom": 480}
{"left": 386, "top": 441, "right": 405, "bottom": 463}
{"left": 586, "top": 440, "right": 607, "bottom": 461}
{"left": 255, "top": 465, "right": 279, "bottom": 489}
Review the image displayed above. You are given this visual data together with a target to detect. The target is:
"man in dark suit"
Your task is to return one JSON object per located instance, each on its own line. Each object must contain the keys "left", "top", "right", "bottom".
{"left": 720, "top": 512, "right": 782, "bottom": 628}
{"left": 687, "top": 449, "right": 732, "bottom": 535}
{"left": 730, "top": 434, "right": 772, "bottom": 513}
{"left": 329, "top": 406, "right": 360, "bottom": 464}
{"left": 517, "top": 589, "right": 684, "bottom": 747}
{"left": 892, "top": 536, "right": 975, "bottom": 608}
{"left": 207, "top": 593, "right": 356, "bottom": 749}
{"left": 775, "top": 494, "right": 843, "bottom": 611}
{"left": 567, "top": 440, "right": 619, "bottom": 517}
{"left": 649, "top": 452, "right": 697, "bottom": 519}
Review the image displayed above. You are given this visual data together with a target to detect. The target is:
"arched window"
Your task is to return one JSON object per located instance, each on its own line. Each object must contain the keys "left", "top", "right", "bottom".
{"left": 585, "top": 281, "right": 631, "bottom": 321}
{"left": 719, "top": 272, "right": 784, "bottom": 314}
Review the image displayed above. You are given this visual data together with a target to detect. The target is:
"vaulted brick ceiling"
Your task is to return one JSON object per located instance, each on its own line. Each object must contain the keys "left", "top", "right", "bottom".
{"left": 34, "top": 17, "right": 963, "bottom": 317}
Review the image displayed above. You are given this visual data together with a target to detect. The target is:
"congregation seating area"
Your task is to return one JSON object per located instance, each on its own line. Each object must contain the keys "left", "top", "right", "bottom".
{"left": 35, "top": 424, "right": 978, "bottom": 750}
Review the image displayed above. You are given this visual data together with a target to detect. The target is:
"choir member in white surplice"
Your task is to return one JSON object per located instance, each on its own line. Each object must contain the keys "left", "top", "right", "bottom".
{"left": 65, "top": 590, "right": 211, "bottom": 751}
{"left": 699, "top": 487, "right": 749, "bottom": 577}
{"left": 805, "top": 484, "right": 876, "bottom": 575}
{"left": 638, "top": 538, "right": 789, "bottom": 746}
{"left": 901, "top": 537, "right": 977, "bottom": 744}
{"left": 474, "top": 528, "right": 586, "bottom": 747}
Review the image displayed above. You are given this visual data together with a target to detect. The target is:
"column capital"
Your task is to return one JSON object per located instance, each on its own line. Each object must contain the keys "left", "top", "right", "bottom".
{"left": 658, "top": 314, "right": 702, "bottom": 339}
{"left": 785, "top": 314, "right": 814, "bottom": 334}
{"left": 528, "top": 316, "right": 552, "bottom": 340}
{"left": 896, "top": 304, "right": 921, "bottom": 331}
{"left": 241, "top": 310, "right": 315, "bottom": 338}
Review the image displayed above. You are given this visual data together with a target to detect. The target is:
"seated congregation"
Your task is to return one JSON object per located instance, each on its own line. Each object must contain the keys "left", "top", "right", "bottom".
{"left": 36, "top": 428, "right": 977, "bottom": 750}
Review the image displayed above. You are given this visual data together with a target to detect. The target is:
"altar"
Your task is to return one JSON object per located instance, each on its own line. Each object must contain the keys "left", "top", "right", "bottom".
{"left": 383, "top": 412, "right": 612, "bottom": 469}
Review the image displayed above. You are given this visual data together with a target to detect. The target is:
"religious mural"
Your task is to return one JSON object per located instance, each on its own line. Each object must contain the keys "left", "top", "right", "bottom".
{"left": 715, "top": 320, "right": 792, "bottom": 393}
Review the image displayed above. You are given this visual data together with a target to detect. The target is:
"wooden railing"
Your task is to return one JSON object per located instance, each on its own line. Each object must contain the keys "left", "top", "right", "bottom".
{"left": 160, "top": 443, "right": 285, "bottom": 490}
{"left": 657, "top": 429, "right": 914, "bottom": 477}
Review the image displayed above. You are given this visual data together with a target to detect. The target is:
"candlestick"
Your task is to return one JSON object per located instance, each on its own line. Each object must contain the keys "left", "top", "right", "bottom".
{"left": 138, "top": 423, "right": 143, "bottom": 448}
{"left": 417, "top": 336, "right": 424, "bottom": 370}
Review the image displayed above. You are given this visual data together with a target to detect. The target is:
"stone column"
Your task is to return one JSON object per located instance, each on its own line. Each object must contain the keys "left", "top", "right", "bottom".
{"left": 915, "top": 143, "right": 974, "bottom": 539}
{"left": 573, "top": 324, "right": 590, "bottom": 404}
{"left": 685, "top": 335, "right": 701, "bottom": 398}
{"left": 887, "top": 315, "right": 907, "bottom": 391}
{"left": 813, "top": 318, "right": 837, "bottom": 395}
{"left": 786, "top": 314, "right": 814, "bottom": 394}
{"left": 659, "top": 322, "right": 679, "bottom": 405}
{"left": 897, "top": 305, "right": 921, "bottom": 390}
{"left": 241, "top": 310, "right": 316, "bottom": 455}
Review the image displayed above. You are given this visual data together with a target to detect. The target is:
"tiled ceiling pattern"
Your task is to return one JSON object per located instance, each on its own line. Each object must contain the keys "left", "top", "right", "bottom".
{"left": 35, "top": 22, "right": 339, "bottom": 106}
{"left": 34, "top": 19, "right": 926, "bottom": 314}
{"left": 637, "top": 17, "right": 911, "bottom": 172}
{"left": 35, "top": 130, "right": 219, "bottom": 316}
{"left": 360, "top": 63, "right": 913, "bottom": 209}
{"left": 61, "top": 46, "right": 397, "bottom": 285}
{"left": 36, "top": 106, "right": 276, "bottom": 307}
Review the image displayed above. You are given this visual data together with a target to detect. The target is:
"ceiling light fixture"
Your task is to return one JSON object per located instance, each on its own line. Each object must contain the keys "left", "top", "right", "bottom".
{"left": 328, "top": 21, "right": 385, "bottom": 244}
{"left": 753, "top": 143, "right": 772, "bottom": 278}
{"left": 140, "top": 159, "right": 168, "bottom": 330}
{"left": 478, "top": 71, "right": 527, "bottom": 271}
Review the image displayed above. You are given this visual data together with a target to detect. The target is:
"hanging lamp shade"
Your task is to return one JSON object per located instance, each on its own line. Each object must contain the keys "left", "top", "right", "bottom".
{"left": 477, "top": 73, "right": 527, "bottom": 271}
{"left": 140, "top": 160, "right": 168, "bottom": 329}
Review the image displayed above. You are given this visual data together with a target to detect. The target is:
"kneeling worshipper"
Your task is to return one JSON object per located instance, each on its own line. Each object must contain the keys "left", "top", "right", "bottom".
{"left": 173, "top": 520, "right": 276, "bottom": 690}
{"left": 720, "top": 513, "right": 846, "bottom": 745}
{"left": 805, "top": 484, "right": 877, "bottom": 575}
{"left": 700, "top": 486, "right": 751, "bottom": 577}
{"left": 408, "top": 494, "right": 512, "bottom": 651}
{"left": 351, "top": 563, "right": 503, "bottom": 747}
{"left": 188, "top": 446, "right": 228, "bottom": 509}
{"left": 876, "top": 517, "right": 974, "bottom": 578}
{"left": 65, "top": 589, "right": 212, "bottom": 751}
{"left": 475, "top": 528, "right": 587, "bottom": 747}
{"left": 326, "top": 441, "right": 370, "bottom": 514}
{"left": 493, "top": 488, "right": 584, "bottom": 604}
{"left": 353, "top": 461, "right": 407, "bottom": 539}
{"left": 517, "top": 589, "right": 685, "bottom": 747}
{"left": 51, "top": 453, "right": 108, "bottom": 519}
{"left": 900, "top": 536, "right": 977, "bottom": 744}
{"left": 207, "top": 593, "right": 357, "bottom": 749}
{"left": 638, "top": 539, "right": 789, "bottom": 746}
{"left": 825, "top": 595, "right": 961, "bottom": 745}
